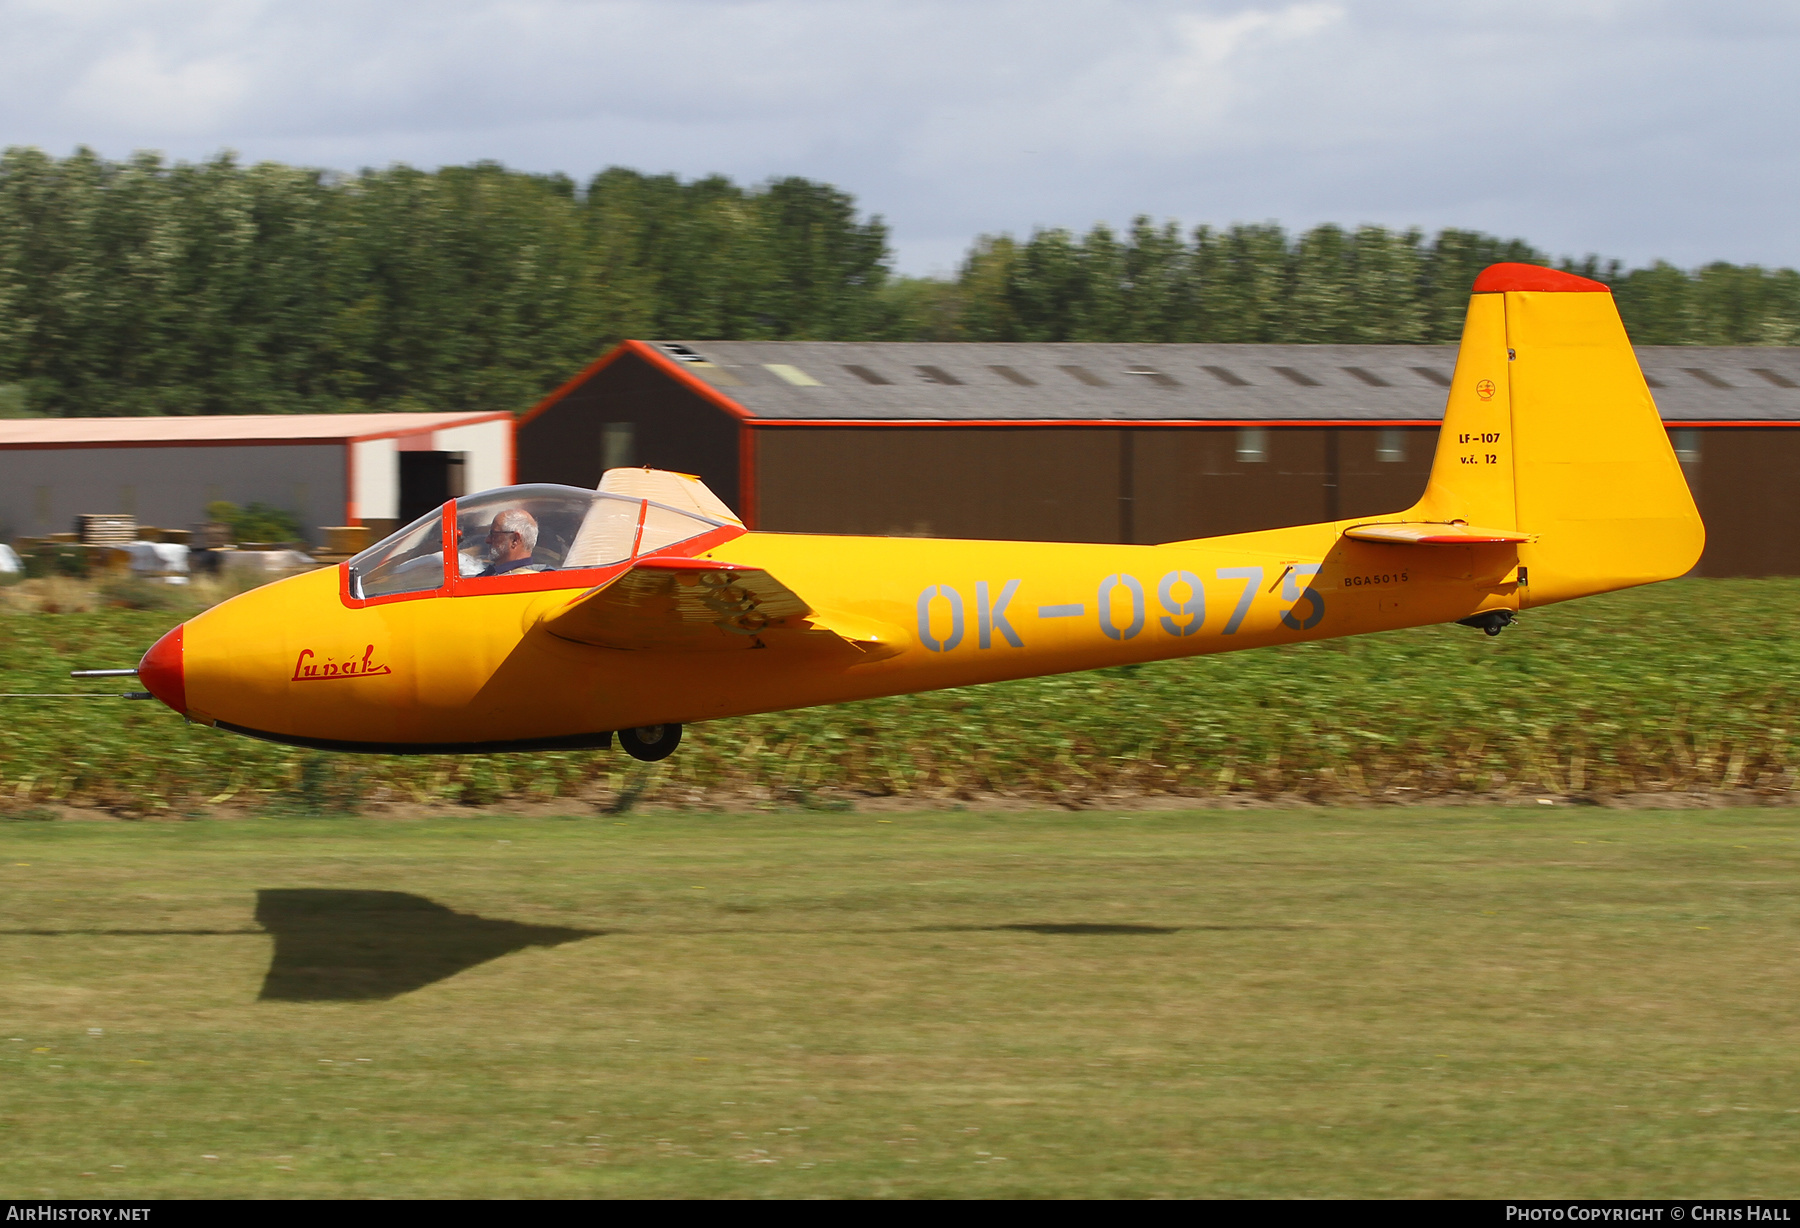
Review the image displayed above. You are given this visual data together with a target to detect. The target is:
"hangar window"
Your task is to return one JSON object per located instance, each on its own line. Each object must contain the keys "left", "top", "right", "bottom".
{"left": 1272, "top": 366, "right": 1320, "bottom": 387}
{"left": 1411, "top": 367, "right": 1451, "bottom": 387}
{"left": 1343, "top": 366, "right": 1390, "bottom": 387}
{"left": 844, "top": 365, "right": 891, "bottom": 385}
{"left": 1126, "top": 367, "right": 1180, "bottom": 388}
{"left": 1060, "top": 365, "right": 1109, "bottom": 387}
{"left": 916, "top": 365, "right": 963, "bottom": 386}
{"left": 764, "top": 364, "right": 822, "bottom": 387}
{"left": 602, "top": 422, "right": 635, "bottom": 471}
{"left": 1376, "top": 428, "right": 1408, "bottom": 463}
{"left": 1236, "top": 426, "right": 1269, "bottom": 463}
{"left": 686, "top": 362, "right": 743, "bottom": 387}
{"left": 1683, "top": 368, "right": 1733, "bottom": 389}
{"left": 1203, "top": 365, "right": 1250, "bottom": 387}
{"left": 1752, "top": 368, "right": 1798, "bottom": 389}
{"left": 989, "top": 365, "right": 1036, "bottom": 386}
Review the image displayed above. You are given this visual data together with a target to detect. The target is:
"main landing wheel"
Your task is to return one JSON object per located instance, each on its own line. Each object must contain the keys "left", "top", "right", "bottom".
{"left": 619, "top": 723, "right": 683, "bottom": 762}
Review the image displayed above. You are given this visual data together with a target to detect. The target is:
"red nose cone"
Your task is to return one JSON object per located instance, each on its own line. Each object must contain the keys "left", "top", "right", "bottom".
{"left": 139, "top": 624, "right": 186, "bottom": 715}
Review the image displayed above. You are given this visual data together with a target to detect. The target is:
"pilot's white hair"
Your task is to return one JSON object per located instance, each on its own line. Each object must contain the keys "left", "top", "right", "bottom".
{"left": 493, "top": 508, "right": 539, "bottom": 551}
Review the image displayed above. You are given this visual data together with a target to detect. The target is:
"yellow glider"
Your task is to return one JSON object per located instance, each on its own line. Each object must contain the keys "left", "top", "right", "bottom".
{"left": 131, "top": 263, "right": 1703, "bottom": 759}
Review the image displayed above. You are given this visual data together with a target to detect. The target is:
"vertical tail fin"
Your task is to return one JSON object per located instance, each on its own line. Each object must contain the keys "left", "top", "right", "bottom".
{"left": 1411, "top": 263, "right": 1703, "bottom": 607}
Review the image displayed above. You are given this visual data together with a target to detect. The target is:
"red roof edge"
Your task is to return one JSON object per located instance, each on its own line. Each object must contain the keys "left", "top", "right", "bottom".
{"left": 742, "top": 417, "right": 1444, "bottom": 428}
{"left": 516, "top": 343, "right": 636, "bottom": 428}
{"left": 346, "top": 409, "right": 512, "bottom": 444}
{"left": 1472, "top": 263, "right": 1610, "bottom": 294}
{"left": 625, "top": 341, "right": 754, "bottom": 421}
{"left": 516, "top": 340, "right": 753, "bottom": 428}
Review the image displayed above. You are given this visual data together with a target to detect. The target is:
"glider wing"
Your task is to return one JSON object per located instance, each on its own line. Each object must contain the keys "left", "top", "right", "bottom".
{"left": 540, "top": 557, "right": 901, "bottom": 657}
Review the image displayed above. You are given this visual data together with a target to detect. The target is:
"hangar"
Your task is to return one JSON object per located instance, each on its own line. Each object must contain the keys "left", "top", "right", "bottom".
{"left": 517, "top": 340, "right": 1800, "bottom": 577}
{"left": 0, "top": 410, "right": 512, "bottom": 547}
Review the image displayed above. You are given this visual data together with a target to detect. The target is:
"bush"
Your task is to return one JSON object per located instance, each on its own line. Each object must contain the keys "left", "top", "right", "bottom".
{"left": 204, "top": 501, "right": 304, "bottom": 545}
{"left": 21, "top": 542, "right": 89, "bottom": 579}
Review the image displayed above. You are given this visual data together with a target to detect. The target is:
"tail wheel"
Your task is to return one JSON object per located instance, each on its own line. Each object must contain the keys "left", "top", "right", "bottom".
{"left": 619, "top": 723, "right": 682, "bottom": 762}
{"left": 1456, "top": 610, "right": 1516, "bottom": 637}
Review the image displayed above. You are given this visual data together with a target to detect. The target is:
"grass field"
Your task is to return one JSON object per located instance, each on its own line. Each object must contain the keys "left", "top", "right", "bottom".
{"left": 4, "top": 807, "right": 1799, "bottom": 1198}
{"left": 3, "top": 577, "right": 1799, "bottom": 810}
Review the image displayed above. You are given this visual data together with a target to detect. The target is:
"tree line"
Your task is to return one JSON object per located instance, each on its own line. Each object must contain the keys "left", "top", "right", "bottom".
{"left": 890, "top": 223, "right": 1800, "bottom": 349}
{"left": 0, "top": 148, "right": 1794, "bottom": 418}
{"left": 0, "top": 149, "right": 887, "bottom": 417}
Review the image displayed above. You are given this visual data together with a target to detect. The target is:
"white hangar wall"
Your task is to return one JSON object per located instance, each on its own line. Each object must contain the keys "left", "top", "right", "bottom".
{"left": 353, "top": 418, "right": 513, "bottom": 523}
{"left": 351, "top": 438, "right": 398, "bottom": 523}
{"left": 435, "top": 419, "right": 512, "bottom": 494}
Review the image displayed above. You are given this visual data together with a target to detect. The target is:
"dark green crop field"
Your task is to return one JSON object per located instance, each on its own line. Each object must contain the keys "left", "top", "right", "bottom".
{"left": 2, "top": 577, "right": 1797, "bottom": 810}
{"left": 3, "top": 808, "right": 1799, "bottom": 1198}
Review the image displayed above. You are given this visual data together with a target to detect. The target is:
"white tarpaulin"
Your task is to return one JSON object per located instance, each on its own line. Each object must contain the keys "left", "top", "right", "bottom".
{"left": 125, "top": 541, "right": 190, "bottom": 574}
{"left": 221, "top": 549, "right": 313, "bottom": 573}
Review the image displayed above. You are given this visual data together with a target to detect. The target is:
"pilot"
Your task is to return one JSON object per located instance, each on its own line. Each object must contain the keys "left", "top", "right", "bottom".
{"left": 481, "top": 508, "right": 545, "bottom": 576}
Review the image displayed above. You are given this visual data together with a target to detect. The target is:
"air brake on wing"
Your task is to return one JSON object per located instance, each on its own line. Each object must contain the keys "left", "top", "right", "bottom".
{"left": 539, "top": 555, "right": 901, "bottom": 658}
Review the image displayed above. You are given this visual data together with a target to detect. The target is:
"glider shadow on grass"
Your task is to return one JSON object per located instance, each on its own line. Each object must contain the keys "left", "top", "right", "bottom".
{"left": 255, "top": 889, "right": 598, "bottom": 1002}
{"left": 0, "top": 902, "right": 1238, "bottom": 1004}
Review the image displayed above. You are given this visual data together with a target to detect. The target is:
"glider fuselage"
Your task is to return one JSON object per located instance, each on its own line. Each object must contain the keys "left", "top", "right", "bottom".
{"left": 169, "top": 520, "right": 1515, "bottom": 751}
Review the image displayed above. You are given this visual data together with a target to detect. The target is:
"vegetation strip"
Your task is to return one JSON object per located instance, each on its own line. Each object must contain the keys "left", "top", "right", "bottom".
{"left": 1, "top": 577, "right": 1794, "bottom": 811}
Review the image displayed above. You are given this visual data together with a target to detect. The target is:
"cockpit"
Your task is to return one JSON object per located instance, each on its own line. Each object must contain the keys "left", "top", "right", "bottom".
{"left": 347, "top": 483, "right": 732, "bottom": 602}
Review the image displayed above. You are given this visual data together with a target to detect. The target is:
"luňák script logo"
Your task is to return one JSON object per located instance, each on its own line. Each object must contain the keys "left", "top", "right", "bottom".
{"left": 292, "top": 644, "right": 393, "bottom": 682}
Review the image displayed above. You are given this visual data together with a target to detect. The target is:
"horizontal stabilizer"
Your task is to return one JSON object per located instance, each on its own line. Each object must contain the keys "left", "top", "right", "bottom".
{"left": 1344, "top": 521, "right": 1534, "bottom": 546}
{"left": 540, "top": 557, "right": 898, "bottom": 658}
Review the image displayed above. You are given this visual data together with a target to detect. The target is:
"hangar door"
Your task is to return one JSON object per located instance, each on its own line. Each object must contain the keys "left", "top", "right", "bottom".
{"left": 398, "top": 452, "right": 467, "bottom": 525}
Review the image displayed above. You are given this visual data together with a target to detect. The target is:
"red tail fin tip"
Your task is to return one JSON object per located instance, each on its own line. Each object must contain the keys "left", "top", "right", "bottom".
{"left": 1471, "top": 263, "right": 1610, "bottom": 294}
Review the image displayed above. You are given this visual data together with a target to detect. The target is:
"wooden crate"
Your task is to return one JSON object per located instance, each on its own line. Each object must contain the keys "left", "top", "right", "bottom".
{"left": 78, "top": 514, "right": 137, "bottom": 546}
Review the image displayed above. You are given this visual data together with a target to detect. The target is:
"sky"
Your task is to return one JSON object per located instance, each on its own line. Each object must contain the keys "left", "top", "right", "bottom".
{"left": 1, "top": 0, "right": 1796, "bottom": 276}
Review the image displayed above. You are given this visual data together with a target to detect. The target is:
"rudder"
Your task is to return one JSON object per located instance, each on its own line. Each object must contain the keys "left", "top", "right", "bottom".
{"left": 1410, "top": 263, "right": 1703, "bottom": 607}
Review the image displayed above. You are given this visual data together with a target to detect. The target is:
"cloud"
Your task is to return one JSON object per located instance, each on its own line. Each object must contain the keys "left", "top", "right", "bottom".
{"left": 0, "top": 0, "right": 1794, "bottom": 273}
{"left": 69, "top": 35, "right": 253, "bottom": 133}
